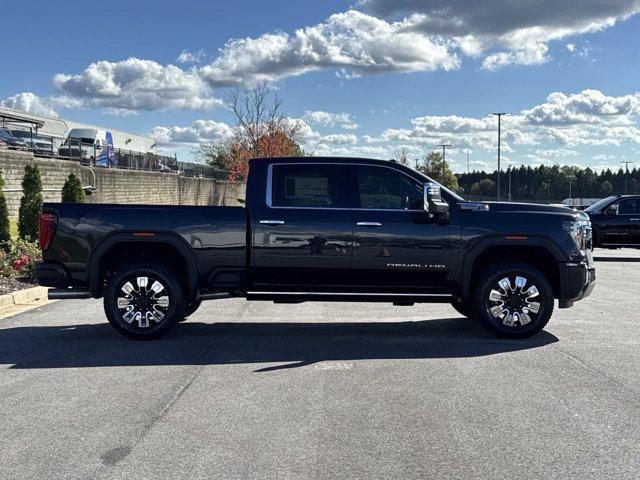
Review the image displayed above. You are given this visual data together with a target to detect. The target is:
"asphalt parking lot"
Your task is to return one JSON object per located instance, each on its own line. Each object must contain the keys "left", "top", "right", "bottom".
{"left": 1, "top": 249, "right": 639, "bottom": 480}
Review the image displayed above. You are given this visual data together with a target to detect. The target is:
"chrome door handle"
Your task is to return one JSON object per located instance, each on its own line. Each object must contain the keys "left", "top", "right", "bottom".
{"left": 356, "top": 221, "right": 382, "bottom": 227}
{"left": 631, "top": 218, "right": 639, "bottom": 221}
{"left": 259, "top": 220, "right": 285, "bottom": 225}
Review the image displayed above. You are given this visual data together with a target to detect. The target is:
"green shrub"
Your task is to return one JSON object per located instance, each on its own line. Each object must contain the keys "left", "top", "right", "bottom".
{"left": 18, "top": 164, "right": 43, "bottom": 242}
{"left": 0, "top": 168, "right": 9, "bottom": 251}
{"left": 61, "top": 173, "right": 85, "bottom": 203}
{"left": 0, "top": 237, "right": 41, "bottom": 282}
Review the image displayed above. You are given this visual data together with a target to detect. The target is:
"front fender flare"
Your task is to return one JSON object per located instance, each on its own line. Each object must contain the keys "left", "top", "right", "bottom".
{"left": 458, "top": 236, "right": 566, "bottom": 301}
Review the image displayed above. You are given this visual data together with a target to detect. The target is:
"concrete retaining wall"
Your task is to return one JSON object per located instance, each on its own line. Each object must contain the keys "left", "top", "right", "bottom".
{"left": 0, "top": 151, "right": 245, "bottom": 215}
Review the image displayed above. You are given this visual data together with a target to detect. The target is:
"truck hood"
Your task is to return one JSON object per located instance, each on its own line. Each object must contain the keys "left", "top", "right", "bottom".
{"left": 466, "top": 201, "right": 587, "bottom": 220}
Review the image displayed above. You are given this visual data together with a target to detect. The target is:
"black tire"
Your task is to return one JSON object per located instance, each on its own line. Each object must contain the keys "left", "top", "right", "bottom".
{"left": 472, "top": 262, "right": 554, "bottom": 339}
{"left": 181, "top": 299, "right": 202, "bottom": 321}
{"left": 103, "top": 262, "right": 185, "bottom": 340}
{"left": 451, "top": 299, "right": 474, "bottom": 318}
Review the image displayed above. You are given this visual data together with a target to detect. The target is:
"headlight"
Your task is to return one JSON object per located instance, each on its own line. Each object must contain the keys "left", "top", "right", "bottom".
{"left": 563, "top": 219, "right": 592, "bottom": 250}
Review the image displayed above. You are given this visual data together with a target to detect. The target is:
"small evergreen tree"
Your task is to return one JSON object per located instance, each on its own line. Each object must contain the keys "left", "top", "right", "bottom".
{"left": 0, "top": 168, "right": 10, "bottom": 250}
{"left": 18, "top": 164, "right": 43, "bottom": 241}
{"left": 61, "top": 173, "right": 85, "bottom": 203}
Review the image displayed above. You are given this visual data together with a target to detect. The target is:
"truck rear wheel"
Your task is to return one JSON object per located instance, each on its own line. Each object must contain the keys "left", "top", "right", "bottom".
{"left": 472, "top": 262, "right": 554, "bottom": 339}
{"left": 103, "top": 262, "right": 185, "bottom": 340}
{"left": 180, "top": 299, "right": 202, "bottom": 322}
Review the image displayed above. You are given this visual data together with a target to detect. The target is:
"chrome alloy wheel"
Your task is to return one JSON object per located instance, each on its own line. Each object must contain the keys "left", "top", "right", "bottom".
{"left": 116, "top": 276, "right": 170, "bottom": 328}
{"left": 487, "top": 276, "right": 541, "bottom": 327}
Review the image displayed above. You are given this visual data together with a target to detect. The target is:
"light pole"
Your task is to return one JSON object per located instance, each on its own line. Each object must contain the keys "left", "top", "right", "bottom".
{"left": 466, "top": 148, "right": 470, "bottom": 196}
{"left": 567, "top": 174, "right": 576, "bottom": 205}
{"left": 492, "top": 113, "right": 507, "bottom": 201}
{"left": 621, "top": 161, "right": 635, "bottom": 195}
{"left": 436, "top": 142, "right": 452, "bottom": 183}
{"left": 508, "top": 165, "right": 512, "bottom": 202}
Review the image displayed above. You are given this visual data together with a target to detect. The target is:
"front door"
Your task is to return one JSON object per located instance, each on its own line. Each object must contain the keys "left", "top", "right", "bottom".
{"left": 251, "top": 162, "right": 353, "bottom": 290}
{"left": 350, "top": 164, "right": 460, "bottom": 292}
{"left": 602, "top": 198, "right": 640, "bottom": 247}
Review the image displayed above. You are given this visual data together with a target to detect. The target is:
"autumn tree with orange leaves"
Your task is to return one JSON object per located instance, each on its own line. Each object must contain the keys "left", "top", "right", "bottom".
{"left": 197, "top": 83, "right": 304, "bottom": 181}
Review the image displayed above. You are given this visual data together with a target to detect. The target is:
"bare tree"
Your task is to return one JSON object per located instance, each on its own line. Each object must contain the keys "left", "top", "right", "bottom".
{"left": 394, "top": 148, "right": 410, "bottom": 166}
{"left": 224, "top": 82, "right": 304, "bottom": 180}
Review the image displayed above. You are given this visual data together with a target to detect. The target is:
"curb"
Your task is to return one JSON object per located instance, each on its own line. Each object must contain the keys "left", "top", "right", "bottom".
{"left": 0, "top": 286, "right": 49, "bottom": 309}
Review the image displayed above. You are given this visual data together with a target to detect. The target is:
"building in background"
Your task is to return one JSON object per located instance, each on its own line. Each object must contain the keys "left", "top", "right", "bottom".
{"left": 0, "top": 106, "right": 155, "bottom": 155}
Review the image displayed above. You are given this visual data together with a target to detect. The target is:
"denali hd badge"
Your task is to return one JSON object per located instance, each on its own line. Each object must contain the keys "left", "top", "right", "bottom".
{"left": 459, "top": 202, "right": 490, "bottom": 211}
{"left": 387, "top": 263, "right": 446, "bottom": 269}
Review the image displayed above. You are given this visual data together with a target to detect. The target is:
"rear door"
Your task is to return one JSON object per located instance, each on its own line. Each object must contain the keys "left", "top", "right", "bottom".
{"left": 350, "top": 164, "right": 460, "bottom": 292}
{"left": 250, "top": 162, "right": 353, "bottom": 290}
{"left": 616, "top": 198, "right": 640, "bottom": 246}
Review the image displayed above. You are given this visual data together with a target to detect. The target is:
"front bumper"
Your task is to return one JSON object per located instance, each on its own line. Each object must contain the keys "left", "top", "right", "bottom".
{"left": 558, "top": 259, "right": 596, "bottom": 308}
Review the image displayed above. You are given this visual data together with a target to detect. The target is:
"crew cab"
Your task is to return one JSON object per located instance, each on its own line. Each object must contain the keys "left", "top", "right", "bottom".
{"left": 585, "top": 195, "right": 640, "bottom": 249}
{"left": 36, "top": 157, "right": 596, "bottom": 340}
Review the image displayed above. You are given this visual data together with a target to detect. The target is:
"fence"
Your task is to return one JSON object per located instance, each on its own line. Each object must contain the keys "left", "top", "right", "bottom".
{"left": 3, "top": 132, "right": 228, "bottom": 179}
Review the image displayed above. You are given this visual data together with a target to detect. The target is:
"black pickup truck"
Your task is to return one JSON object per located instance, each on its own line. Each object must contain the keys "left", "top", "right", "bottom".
{"left": 585, "top": 195, "right": 640, "bottom": 249}
{"left": 36, "top": 157, "right": 596, "bottom": 339}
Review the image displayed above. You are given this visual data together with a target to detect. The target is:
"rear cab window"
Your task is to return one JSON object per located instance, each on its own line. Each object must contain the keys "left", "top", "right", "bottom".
{"left": 269, "top": 164, "right": 348, "bottom": 208}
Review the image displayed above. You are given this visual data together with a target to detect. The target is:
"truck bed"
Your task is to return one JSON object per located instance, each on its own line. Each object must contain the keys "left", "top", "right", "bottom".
{"left": 42, "top": 202, "right": 247, "bottom": 290}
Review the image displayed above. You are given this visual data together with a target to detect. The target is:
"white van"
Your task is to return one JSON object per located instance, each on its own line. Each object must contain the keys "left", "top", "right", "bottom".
{"left": 58, "top": 128, "right": 113, "bottom": 163}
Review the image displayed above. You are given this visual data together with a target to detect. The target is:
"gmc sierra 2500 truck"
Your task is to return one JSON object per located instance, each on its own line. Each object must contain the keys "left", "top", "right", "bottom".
{"left": 36, "top": 157, "right": 596, "bottom": 340}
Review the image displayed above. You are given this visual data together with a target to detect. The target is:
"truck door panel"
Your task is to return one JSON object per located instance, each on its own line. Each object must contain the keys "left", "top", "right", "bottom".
{"left": 251, "top": 163, "right": 353, "bottom": 289}
{"left": 349, "top": 165, "right": 460, "bottom": 291}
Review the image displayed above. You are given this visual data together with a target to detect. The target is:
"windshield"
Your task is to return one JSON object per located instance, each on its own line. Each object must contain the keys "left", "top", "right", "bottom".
{"left": 585, "top": 196, "right": 615, "bottom": 213}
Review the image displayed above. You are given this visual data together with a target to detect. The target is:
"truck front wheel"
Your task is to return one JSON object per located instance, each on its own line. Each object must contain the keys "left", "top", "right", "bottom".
{"left": 472, "top": 262, "right": 554, "bottom": 339}
{"left": 450, "top": 299, "right": 474, "bottom": 319}
{"left": 104, "top": 263, "right": 185, "bottom": 340}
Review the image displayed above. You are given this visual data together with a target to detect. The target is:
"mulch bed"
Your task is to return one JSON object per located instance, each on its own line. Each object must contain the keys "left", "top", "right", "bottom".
{"left": 0, "top": 277, "right": 37, "bottom": 296}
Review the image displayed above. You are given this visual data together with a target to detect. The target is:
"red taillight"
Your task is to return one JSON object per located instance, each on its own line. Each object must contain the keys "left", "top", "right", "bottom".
{"left": 39, "top": 212, "right": 56, "bottom": 251}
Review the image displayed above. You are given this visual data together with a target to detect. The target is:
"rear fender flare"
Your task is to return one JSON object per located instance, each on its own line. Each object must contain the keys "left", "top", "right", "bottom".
{"left": 88, "top": 232, "right": 198, "bottom": 298}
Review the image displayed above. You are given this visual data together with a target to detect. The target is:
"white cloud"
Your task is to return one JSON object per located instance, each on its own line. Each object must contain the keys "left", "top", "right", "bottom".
{"left": 0, "top": 92, "right": 58, "bottom": 117}
{"left": 53, "top": 58, "right": 222, "bottom": 113}
{"left": 521, "top": 89, "right": 640, "bottom": 125}
{"left": 199, "top": 10, "right": 460, "bottom": 86}
{"left": 304, "top": 110, "right": 359, "bottom": 130}
{"left": 176, "top": 49, "right": 206, "bottom": 64}
{"left": 592, "top": 154, "right": 615, "bottom": 161}
{"left": 319, "top": 133, "right": 358, "bottom": 145}
{"left": 150, "top": 120, "right": 233, "bottom": 146}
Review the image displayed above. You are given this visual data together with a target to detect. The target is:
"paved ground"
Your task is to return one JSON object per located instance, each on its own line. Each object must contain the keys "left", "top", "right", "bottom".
{"left": 1, "top": 249, "right": 639, "bottom": 480}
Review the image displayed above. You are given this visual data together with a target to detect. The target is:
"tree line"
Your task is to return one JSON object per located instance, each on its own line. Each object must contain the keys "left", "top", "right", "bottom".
{"left": 456, "top": 163, "right": 640, "bottom": 202}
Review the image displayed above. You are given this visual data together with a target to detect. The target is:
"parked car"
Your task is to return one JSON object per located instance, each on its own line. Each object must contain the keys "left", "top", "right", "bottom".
{"left": 585, "top": 195, "right": 640, "bottom": 249}
{"left": 0, "top": 128, "right": 28, "bottom": 150}
{"left": 9, "top": 130, "right": 53, "bottom": 155}
{"left": 36, "top": 157, "right": 596, "bottom": 340}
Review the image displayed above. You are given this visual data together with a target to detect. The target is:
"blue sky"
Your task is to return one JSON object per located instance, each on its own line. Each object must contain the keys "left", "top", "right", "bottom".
{"left": 1, "top": 0, "right": 640, "bottom": 172}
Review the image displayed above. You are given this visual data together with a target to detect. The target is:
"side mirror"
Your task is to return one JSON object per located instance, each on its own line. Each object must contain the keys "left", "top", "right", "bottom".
{"left": 424, "top": 182, "right": 449, "bottom": 218}
{"left": 604, "top": 205, "right": 618, "bottom": 218}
